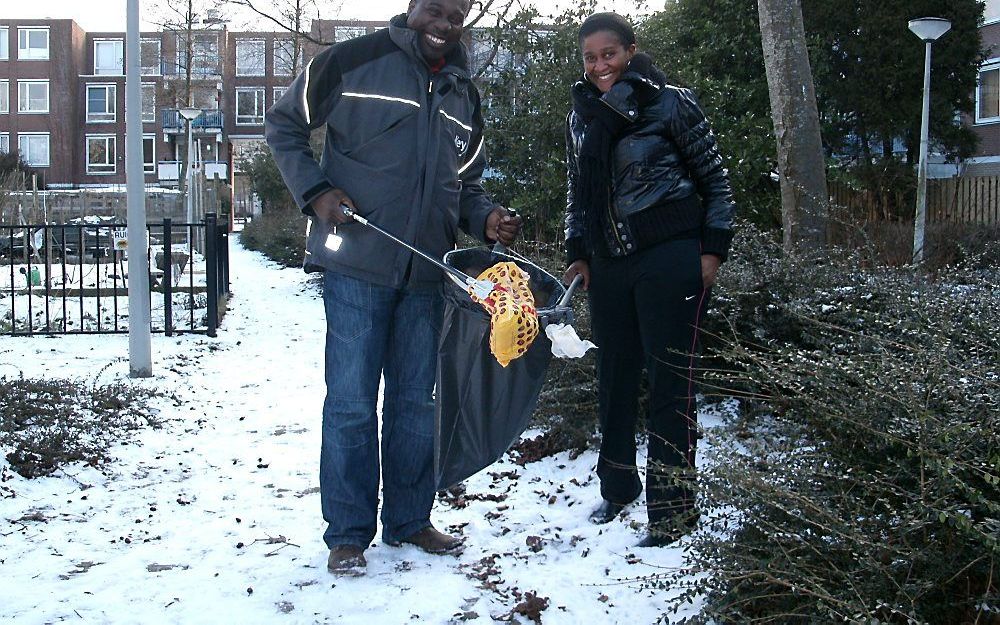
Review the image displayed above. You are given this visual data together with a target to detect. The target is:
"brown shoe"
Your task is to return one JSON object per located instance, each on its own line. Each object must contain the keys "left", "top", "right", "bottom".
{"left": 327, "top": 544, "right": 366, "bottom": 576}
{"left": 386, "top": 525, "right": 464, "bottom": 555}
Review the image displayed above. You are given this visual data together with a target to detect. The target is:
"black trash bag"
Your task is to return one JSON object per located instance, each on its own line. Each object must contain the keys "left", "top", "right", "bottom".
{"left": 434, "top": 247, "right": 569, "bottom": 490}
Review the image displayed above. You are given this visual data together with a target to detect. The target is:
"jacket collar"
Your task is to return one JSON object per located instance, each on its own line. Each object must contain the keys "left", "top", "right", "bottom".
{"left": 388, "top": 13, "right": 471, "bottom": 81}
{"left": 573, "top": 72, "right": 661, "bottom": 119}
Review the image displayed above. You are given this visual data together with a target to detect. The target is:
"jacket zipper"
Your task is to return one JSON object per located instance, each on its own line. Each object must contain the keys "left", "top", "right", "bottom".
{"left": 407, "top": 74, "right": 435, "bottom": 286}
{"left": 598, "top": 98, "right": 629, "bottom": 253}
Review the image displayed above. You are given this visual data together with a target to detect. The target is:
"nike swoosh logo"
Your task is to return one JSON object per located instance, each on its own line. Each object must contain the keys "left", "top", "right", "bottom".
{"left": 685, "top": 294, "right": 697, "bottom": 301}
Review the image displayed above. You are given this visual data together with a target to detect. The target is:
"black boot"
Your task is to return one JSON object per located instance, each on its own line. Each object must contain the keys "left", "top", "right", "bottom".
{"left": 588, "top": 499, "right": 626, "bottom": 524}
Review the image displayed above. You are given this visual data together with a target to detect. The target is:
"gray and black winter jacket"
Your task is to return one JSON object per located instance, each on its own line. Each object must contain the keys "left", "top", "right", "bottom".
{"left": 265, "top": 15, "right": 496, "bottom": 289}
{"left": 565, "top": 74, "right": 736, "bottom": 263}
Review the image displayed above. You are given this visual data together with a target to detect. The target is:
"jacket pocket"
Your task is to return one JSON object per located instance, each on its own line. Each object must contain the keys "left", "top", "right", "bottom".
{"left": 332, "top": 100, "right": 417, "bottom": 166}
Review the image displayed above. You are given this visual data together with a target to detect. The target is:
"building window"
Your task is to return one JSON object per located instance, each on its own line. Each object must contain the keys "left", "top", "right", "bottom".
{"left": 978, "top": 66, "right": 1000, "bottom": 122}
{"left": 140, "top": 38, "right": 161, "bottom": 75}
{"left": 143, "top": 134, "right": 155, "bottom": 174}
{"left": 87, "top": 135, "right": 117, "bottom": 174}
{"left": 18, "top": 27, "right": 49, "bottom": 60}
{"left": 18, "top": 133, "right": 50, "bottom": 167}
{"left": 272, "top": 86, "right": 287, "bottom": 106}
{"left": 0, "top": 133, "right": 8, "bottom": 154}
{"left": 94, "top": 39, "right": 124, "bottom": 75}
{"left": 18, "top": 80, "right": 49, "bottom": 114}
{"left": 236, "top": 88, "right": 265, "bottom": 125}
{"left": 0, "top": 27, "right": 9, "bottom": 61}
{"left": 190, "top": 86, "right": 217, "bottom": 110}
{"left": 87, "top": 84, "right": 116, "bottom": 122}
{"left": 0, "top": 80, "right": 8, "bottom": 114}
{"left": 274, "top": 38, "right": 296, "bottom": 75}
{"left": 142, "top": 84, "right": 156, "bottom": 123}
{"left": 177, "top": 33, "right": 220, "bottom": 76}
{"left": 335, "top": 26, "right": 367, "bottom": 42}
{"left": 236, "top": 39, "right": 266, "bottom": 76}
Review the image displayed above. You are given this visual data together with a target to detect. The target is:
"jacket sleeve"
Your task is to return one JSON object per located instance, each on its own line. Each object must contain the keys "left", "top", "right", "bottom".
{"left": 264, "top": 46, "right": 342, "bottom": 215}
{"left": 455, "top": 87, "right": 497, "bottom": 243}
{"left": 563, "top": 111, "right": 589, "bottom": 265}
{"left": 666, "top": 88, "right": 736, "bottom": 261}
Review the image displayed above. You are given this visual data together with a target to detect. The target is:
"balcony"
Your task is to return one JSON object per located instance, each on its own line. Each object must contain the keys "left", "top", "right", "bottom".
{"left": 157, "top": 161, "right": 228, "bottom": 182}
{"left": 162, "top": 109, "right": 224, "bottom": 133}
{"left": 158, "top": 161, "right": 181, "bottom": 181}
{"left": 205, "top": 162, "right": 228, "bottom": 180}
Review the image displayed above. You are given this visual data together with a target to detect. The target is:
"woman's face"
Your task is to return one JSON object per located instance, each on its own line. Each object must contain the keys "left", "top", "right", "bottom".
{"left": 581, "top": 30, "right": 636, "bottom": 93}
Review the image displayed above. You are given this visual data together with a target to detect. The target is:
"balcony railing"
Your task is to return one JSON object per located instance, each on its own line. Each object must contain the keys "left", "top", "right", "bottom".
{"left": 162, "top": 109, "right": 224, "bottom": 132}
{"left": 157, "top": 161, "right": 228, "bottom": 182}
{"left": 158, "top": 161, "right": 181, "bottom": 181}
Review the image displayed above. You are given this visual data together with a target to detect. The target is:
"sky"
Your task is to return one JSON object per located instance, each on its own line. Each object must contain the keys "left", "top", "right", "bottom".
{"left": 3, "top": 0, "right": 657, "bottom": 32}
{"left": 1, "top": 232, "right": 720, "bottom": 624}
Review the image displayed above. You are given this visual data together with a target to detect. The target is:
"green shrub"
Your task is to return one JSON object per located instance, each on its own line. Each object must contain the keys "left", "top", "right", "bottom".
{"left": 239, "top": 208, "right": 308, "bottom": 268}
{"left": 0, "top": 376, "right": 161, "bottom": 479}
{"left": 654, "top": 227, "right": 1000, "bottom": 624}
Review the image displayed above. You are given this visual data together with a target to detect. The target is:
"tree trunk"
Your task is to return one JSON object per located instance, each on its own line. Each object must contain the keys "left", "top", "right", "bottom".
{"left": 757, "top": 0, "right": 829, "bottom": 252}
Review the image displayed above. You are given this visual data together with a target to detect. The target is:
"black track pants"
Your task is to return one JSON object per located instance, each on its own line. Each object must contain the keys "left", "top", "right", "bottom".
{"left": 588, "top": 238, "right": 706, "bottom": 525}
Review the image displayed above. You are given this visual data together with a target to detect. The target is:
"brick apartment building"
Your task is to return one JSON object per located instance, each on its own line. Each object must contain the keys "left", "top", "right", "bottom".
{"left": 965, "top": 1, "right": 1000, "bottom": 176}
{"left": 0, "top": 18, "right": 393, "bottom": 193}
{"left": 0, "top": 16, "right": 510, "bottom": 201}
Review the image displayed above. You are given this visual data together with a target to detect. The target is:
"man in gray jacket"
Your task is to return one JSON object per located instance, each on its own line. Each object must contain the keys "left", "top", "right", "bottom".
{"left": 265, "top": 0, "right": 521, "bottom": 576}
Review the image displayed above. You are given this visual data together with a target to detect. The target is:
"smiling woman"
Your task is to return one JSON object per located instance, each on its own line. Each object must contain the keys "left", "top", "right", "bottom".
{"left": 563, "top": 12, "right": 737, "bottom": 549}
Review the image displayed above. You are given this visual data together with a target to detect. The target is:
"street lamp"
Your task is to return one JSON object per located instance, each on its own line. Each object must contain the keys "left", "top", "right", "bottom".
{"left": 178, "top": 106, "right": 202, "bottom": 230}
{"left": 908, "top": 17, "right": 951, "bottom": 264}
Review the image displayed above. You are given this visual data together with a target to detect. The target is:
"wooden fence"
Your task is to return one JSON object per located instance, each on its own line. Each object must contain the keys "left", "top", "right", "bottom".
{"left": 829, "top": 177, "right": 1000, "bottom": 226}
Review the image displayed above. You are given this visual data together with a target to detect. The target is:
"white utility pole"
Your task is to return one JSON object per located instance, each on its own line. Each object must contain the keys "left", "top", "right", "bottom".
{"left": 126, "top": 0, "right": 152, "bottom": 377}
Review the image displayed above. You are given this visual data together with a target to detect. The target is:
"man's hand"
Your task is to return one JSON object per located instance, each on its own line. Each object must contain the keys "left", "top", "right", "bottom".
{"left": 311, "top": 188, "right": 355, "bottom": 225}
{"left": 485, "top": 206, "right": 523, "bottom": 247}
{"left": 563, "top": 259, "right": 590, "bottom": 291}
{"left": 701, "top": 254, "right": 721, "bottom": 289}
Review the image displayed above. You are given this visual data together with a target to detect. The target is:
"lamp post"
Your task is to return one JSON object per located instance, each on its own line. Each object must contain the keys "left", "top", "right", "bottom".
{"left": 908, "top": 17, "right": 951, "bottom": 264}
{"left": 125, "top": 0, "right": 151, "bottom": 377}
{"left": 178, "top": 107, "right": 202, "bottom": 230}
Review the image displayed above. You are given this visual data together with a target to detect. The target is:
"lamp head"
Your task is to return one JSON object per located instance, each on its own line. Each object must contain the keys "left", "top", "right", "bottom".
{"left": 908, "top": 17, "right": 951, "bottom": 42}
{"left": 178, "top": 107, "right": 202, "bottom": 121}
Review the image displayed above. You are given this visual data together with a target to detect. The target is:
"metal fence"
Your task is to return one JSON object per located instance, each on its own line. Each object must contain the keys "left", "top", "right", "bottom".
{"left": 1, "top": 213, "right": 230, "bottom": 337}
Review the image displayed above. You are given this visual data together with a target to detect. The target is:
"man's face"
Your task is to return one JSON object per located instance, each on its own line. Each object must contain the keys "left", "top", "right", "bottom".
{"left": 406, "top": 0, "right": 471, "bottom": 63}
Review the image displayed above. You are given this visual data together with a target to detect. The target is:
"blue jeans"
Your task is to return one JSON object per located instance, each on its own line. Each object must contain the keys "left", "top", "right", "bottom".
{"left": 320, "top": 270, "right": 442, "bottom": 549}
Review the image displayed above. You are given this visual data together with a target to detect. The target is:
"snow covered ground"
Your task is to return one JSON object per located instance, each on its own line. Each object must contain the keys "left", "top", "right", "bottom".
{"left": 0, "top": 237, "right": 713, "bottom": 624}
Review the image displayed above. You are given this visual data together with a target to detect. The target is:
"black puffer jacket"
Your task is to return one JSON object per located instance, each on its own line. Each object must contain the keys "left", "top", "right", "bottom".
{"left": 565, "top": 72, "right": 736, "bottom": 263}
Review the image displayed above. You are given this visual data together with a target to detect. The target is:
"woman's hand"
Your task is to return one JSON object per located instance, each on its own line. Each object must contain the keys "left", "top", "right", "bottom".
{"left": 563, "top": 259, "right": 591, "bottom": 291}
{"left": 701, "top": 254, "right": 721, "bottom": 288}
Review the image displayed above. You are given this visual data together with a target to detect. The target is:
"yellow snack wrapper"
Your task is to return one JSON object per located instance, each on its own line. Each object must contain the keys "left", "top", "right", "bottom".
{"left": 468, "top": 261, "right": 539, "bottom": 367}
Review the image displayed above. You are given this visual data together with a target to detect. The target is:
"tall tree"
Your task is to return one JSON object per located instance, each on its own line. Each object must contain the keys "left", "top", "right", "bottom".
{"left": 758, "top": 0, "right": 828, "bottom": 250}
{"left": 476, "top": 4, "right": 598, "bottom": 241}
{"left": 149, "top": 0, "right": 224, "bottom": 197}
{"left": 224, "top": 0, "right": 341, "bottom": 61}
{"left": 640, "top": 1, "right": 780, "bottom": 228}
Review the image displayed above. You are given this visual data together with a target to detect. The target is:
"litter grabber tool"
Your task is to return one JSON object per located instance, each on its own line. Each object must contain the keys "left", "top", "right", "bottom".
{"left": 490, "top": 207, "right": 518, "bottom": 256}
{"left": 340, "top": 205, "right": 496, "bottom": 300}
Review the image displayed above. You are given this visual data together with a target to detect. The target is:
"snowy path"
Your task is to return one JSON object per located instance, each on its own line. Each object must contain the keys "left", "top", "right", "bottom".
{"left": 1, "top": 238, "right": 703, "bottom": 624}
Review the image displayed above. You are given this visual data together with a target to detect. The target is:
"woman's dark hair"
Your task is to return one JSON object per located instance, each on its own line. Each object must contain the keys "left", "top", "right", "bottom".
{"left": 578, "top": 12, "right": 636, "bottom": 47}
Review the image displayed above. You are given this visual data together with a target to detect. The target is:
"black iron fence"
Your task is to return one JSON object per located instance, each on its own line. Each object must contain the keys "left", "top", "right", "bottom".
{"left": 1, "top": 213, "right": 230, "bottom": 337}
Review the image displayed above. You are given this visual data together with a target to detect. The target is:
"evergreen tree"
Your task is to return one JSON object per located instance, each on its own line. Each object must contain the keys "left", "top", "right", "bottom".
{"left": 478, "top": 5, "right": 597, "bottom": 242}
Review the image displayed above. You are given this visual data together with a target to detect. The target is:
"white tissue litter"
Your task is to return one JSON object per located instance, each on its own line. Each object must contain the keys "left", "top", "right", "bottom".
{"left": 545, "top": 323, "right": 597, "bottom": 359}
